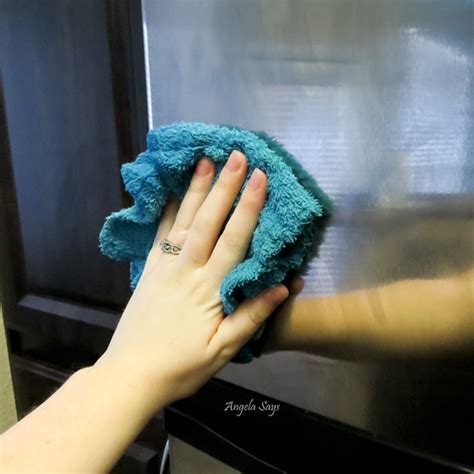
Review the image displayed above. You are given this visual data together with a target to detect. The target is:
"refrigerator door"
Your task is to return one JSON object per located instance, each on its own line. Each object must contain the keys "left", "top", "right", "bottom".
{"left": 143, "top": 0, "right": 474, "bottom": 466}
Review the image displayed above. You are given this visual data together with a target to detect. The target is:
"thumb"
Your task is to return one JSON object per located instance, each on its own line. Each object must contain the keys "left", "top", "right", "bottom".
{"left": 209, "top": 284, "right": 290, "bottom": 360}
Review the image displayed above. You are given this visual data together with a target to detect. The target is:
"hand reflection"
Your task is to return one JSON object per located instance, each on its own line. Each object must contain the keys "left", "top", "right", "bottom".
{"left": 265, "top": 266, "right": 474, "bottom": 361}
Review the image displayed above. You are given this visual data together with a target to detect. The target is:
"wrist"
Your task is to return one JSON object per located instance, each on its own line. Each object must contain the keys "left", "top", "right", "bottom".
{"left": 86, "top": 354, "right": 172, "bottom": 416}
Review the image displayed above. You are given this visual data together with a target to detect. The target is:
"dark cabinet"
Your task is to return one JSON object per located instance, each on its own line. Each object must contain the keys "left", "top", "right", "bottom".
{"left": 0, "top": 1, "right": 163, "bottom": 471}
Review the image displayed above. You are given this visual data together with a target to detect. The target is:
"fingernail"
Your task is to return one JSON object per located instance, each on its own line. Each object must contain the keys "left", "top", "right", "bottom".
{"left": 226, "top": 150, "right": 244, "bottom": 172}
{"left": 247, "top": 168, "right": 265, "bottom": 190}
{"left": 195, "top": 158, "right": 213, "bottom": 176}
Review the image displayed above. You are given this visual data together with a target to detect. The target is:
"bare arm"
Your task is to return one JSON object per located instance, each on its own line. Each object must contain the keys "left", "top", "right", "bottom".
{"left": 0, "top": 363, "right": 167, "bottom": 473}
{"left": 0, "top": 152, "right": 290, "bottom": 473}
{"left": 265, "top": 267, "right": 474, "bottom": 361}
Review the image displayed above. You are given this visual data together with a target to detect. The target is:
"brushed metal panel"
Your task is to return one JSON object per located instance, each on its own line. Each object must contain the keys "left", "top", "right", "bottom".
{"left": 143, "top": 0, "right": 474, "bottom": 464}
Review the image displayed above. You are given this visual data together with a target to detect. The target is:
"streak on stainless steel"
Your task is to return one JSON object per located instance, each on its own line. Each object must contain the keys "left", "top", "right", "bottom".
{"left": 143, "top": 0, "right": 474, "bottom": 466}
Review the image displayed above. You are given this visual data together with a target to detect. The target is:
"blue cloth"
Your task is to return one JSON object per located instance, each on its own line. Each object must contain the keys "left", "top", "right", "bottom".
{"left": 99, "top": 122, "right": 332, "bottom": 363}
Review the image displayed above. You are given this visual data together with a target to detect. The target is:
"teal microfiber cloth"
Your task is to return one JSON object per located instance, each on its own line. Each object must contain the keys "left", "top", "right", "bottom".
{"left": 99, "top": 122, "right": 332, "bottom": 363}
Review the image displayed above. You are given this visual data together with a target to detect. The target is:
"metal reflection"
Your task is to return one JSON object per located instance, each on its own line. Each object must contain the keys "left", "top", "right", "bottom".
{"left": 143, "top": 0, "right": 474, "bottom": 465}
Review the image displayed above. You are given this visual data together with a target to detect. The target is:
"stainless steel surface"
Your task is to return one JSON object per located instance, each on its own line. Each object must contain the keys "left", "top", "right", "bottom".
{"left": 143, "top": 0, "right": 474, "bottom": 465}
{"left": 169, "top": 436, "right": 239, "bottom": 474}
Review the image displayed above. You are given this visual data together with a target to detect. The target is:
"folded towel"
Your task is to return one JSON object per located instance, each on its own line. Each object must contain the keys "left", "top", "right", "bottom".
{"left": 99, "top": 122, "right": 332, "bottom": 363}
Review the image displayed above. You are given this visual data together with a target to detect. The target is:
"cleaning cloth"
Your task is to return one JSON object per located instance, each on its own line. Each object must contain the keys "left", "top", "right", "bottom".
{"left": 99, "top": 122, "right": 332, "bottom": 363}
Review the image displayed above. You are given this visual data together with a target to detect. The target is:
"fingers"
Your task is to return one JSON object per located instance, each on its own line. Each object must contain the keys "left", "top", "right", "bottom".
{"left": 167, "top": 157, "right": 216, "bottom": 248}
{"left": 180, "top": 150, "right": 248, "bottom": 266}
{"left": 156, "top": 195, "right": 180, "bottom": 239}
{"left": 208, "top": 284, "right": 290, "bottom": 360}
{"left": 207, "top": 168, "right": 267, "bottom": 277}
{"left": 145, "top": 194, "right": 180, "bottom": 265}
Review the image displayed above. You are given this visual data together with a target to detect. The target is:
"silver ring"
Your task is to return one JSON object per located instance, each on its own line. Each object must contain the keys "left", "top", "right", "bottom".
{"left": 159, "top": 238, "right": 182, "bottom": 255}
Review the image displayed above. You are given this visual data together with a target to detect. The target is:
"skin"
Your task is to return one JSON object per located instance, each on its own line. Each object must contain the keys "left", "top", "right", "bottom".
{"left": 0, "top": 151, "right": 291, "bottom": 473}
{"left": 1, "top": 150, "right": 472, "bottom": 472}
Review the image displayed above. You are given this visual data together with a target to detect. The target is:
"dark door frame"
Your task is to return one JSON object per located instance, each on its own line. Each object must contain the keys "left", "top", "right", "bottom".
{"left": 0, "top": 0, "right": 148, "bottom": 365}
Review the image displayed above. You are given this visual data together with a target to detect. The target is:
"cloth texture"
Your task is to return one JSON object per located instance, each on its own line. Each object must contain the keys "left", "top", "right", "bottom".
{"left": 99, "top": 122, "right": 332, "bottom": 363}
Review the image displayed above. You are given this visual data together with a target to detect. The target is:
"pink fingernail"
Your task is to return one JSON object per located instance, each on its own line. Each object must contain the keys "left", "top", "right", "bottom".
{"left": 247, "top": 168, "right": 265, "bottom": 190}
{"left": 195, "top": 158, "right": 212, "bottom": 176}
{"left": 226, "top": 150, "right": 244, "bottom": 172}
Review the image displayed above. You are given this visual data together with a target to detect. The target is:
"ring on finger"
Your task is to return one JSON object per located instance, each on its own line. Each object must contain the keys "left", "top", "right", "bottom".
{"left": 159, "top": 238, "right": 182, "bottom": 255}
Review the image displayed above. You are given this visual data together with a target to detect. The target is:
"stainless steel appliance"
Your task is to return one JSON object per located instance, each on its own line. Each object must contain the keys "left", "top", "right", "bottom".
{"left": 142, "top": 0, "right": 474, "bottom": 470}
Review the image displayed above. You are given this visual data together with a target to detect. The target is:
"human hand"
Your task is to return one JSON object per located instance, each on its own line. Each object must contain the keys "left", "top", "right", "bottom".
{"left": 95, "top": 151, "right": 290, "bottom": 406}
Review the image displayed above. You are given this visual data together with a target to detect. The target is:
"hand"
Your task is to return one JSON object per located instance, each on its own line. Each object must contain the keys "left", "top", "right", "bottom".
{"left": 95, "top": 151, "right": 290, "bottom": 406}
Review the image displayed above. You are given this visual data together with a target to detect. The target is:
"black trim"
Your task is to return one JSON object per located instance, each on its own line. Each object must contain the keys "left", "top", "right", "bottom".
{"left": 166, "top": 378, "right": 472, "bottom": 474}
{"left": 105, "top": 0, "right": 148, "bottom": 161}
{"left": 105, "top": 0, "right": 149, "bottom": 212}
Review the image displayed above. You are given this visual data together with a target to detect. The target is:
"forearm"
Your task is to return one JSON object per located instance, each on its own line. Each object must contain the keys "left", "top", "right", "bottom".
{"left": 0, "top": 360, "right": 166, "bottom": 473}
{"left": 265, "top": 269, "right": 474, "bottom": 360}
